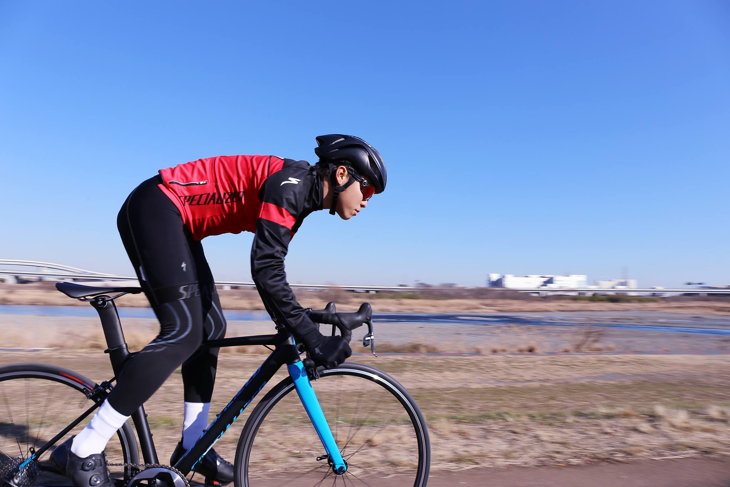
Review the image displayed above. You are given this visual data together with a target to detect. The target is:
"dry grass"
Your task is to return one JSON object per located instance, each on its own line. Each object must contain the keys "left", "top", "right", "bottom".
{"left": 1, "top": 320, "right": 619, "bottom": 357}
{"left": 1, "top": 351, "right": 728, "bottom": 472}
{"left": 1, "top": 284, "right": 729, "bottom": 472}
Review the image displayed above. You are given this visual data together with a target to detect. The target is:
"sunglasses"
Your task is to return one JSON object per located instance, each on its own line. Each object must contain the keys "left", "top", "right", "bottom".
{"left": 349, "top": 171, "right": 375, "bottom": 201}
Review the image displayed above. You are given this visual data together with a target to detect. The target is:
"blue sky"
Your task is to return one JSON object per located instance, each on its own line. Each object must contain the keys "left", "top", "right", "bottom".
{"left": 1, "top": 1, "right": 728, "bottom": 288}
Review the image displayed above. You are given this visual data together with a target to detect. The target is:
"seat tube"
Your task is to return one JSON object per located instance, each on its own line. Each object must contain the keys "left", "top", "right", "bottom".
{"left": 287, "top": 361, "right": 347, "bottom": 474}
{"left": 89, "top": 296, "right": 129, "bottom": 375}
{"left": 90, "top": 295, "right": 159, "bottom": 464}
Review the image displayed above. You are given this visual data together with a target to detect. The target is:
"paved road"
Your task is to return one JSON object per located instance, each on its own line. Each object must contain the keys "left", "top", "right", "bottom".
{"left": 428, "top": 457, "right": 730, "bottom": 487}
{"left": 25, "top": 455, "right": 730, "bottom": 486}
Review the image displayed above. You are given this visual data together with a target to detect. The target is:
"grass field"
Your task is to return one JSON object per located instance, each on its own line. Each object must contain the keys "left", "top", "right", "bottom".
{"left": 0, "top": 284, "right": 728, "bottom": 474}
{"left": 1, "top": 350, "right": 728, "bottom": 472}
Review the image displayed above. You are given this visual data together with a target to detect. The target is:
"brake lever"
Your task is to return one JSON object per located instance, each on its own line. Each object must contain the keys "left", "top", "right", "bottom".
{"left": 332, "top": 316, "right": 374, "bottom": 356}
{"left": 362, "top": 320, "right": 377, "bottom": 357}
{"left": 310, "top": 302, "right": 377, "bottom": 356}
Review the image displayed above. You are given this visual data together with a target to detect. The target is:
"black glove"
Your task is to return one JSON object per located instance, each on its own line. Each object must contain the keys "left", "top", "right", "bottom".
{"left": 308, "top": 335, "right": 352, "bottom": 368}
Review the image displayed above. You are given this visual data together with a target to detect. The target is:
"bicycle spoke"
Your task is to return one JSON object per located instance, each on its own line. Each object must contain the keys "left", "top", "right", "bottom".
{"left": 0, "top": 367, "right": 139, "bottom": 487}
{"left": 342, "top": 442, "right": 369, "bottom": 462}
{"left": 333, "top": 378, "right": 343, "bottom": 447}
{"left": 2, "top": 382, "right": 15, "bottom": 429}
{"left": 338, "top": 393, "right": 402, "bottom": 466}
{"left": 238, "top": 364, "right": 429, "bottom": 487}
{"left": 311, "top": 471, "right": 331, "bottom": 486}
{"left": 15, "top": 438, "right": 23, "bottom": 459}
{"left": 341, "top": 470, "right": 374, "bottom": 486}
{"left": 338, "top": 388, "right": 368, "bottom": 453}
{"left": 24, "top": 377, "right": 30, "bottom": 456}
{"left": 30, "top": 380, "right": 53, "bottom": 457}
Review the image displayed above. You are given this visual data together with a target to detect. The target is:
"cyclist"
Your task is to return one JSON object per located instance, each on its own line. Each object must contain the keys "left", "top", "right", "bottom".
{"left": 52, "top": 134, "right": 387, "bottom": 487}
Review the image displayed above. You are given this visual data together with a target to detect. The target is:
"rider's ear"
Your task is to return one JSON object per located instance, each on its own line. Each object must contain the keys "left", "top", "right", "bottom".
{"left": 335, "top": 166, "right": 349, "bottom": 186}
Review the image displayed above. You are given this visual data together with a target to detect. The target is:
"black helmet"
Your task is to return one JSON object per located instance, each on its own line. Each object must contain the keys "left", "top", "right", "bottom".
{"left": 315, "top": 134, "right": 387, "bottom": 194}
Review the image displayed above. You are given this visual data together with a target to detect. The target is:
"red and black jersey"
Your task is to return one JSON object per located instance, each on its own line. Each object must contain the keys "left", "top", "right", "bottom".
{"left": 158, "top": 155, "right": 324, "bottom": 346}
{"left": 158, "top": 155, "right": 288, "bottom": 240}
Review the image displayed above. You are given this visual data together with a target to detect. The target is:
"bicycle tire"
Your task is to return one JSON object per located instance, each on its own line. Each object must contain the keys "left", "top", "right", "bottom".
{"left": 235, "top": 362, "right": 430, "bottom": 487}
{"left": 0, "top": 363, "right": 139, "bottom": 487}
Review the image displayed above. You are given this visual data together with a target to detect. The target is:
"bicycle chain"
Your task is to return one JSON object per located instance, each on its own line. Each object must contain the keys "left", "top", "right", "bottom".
{"left": 107, "top": 462, "right": 190, "bottom": 487}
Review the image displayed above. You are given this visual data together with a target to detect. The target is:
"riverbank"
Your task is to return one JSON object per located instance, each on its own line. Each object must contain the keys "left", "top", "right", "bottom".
{"left": 1, "top": 282, "right": 729, "bottom": 315}
{"left": 3, "top": 312, "right": 730, "bottom": 355}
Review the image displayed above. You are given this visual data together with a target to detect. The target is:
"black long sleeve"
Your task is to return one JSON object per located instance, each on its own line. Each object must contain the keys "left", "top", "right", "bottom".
{"left": 250, "top": 160, "right": 323, "bottom": 347}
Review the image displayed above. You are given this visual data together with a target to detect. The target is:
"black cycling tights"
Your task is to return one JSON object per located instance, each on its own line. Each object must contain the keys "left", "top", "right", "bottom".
{"left": 111, "top": 175, "right": 227, "bottom": 416}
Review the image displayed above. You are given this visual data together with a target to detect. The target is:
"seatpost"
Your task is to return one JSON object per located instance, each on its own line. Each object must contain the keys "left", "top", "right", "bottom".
{"left": 89, "top": 295, "right": 160, "bottom": 464}
{"left": 90, "top": 296, "right": 129, "bottom": 375}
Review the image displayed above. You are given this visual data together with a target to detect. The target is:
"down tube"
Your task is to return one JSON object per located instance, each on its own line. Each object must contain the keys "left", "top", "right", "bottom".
{"left": 287, "top": 362, "right": 347, "bottom": 473}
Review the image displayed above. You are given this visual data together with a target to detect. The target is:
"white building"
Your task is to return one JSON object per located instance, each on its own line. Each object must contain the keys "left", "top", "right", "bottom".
{"left": 488, "top": 274, "right": 639, "bottom": 294}
{"left": 592, "top": 278, "right": 638, "bottom": 295}
{"left": 487, "top": 273, "right": 588, "bottom": 289}
{"left": 594, "top": 278, "right": 638, "bottom": 289}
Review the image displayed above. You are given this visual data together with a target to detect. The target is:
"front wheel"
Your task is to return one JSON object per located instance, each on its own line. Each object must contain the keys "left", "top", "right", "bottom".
{"left": 0, "top": 363, "right": 139, "bottom": 487}
{"left": 235, "top": 362, "right": 430, "bottom": 487}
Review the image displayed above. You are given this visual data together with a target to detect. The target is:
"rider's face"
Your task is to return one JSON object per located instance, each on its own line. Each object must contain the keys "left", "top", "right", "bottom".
{"left": 334, "top": 166, "right": 370, "bottom": 220}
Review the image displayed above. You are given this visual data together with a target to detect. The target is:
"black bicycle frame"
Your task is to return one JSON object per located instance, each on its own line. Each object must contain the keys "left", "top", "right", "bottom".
{"left": 170, "top": 334, "right": 300, "bottom": 474}
{"left": 88, "top": 294, "right": 303, "bottom": 477}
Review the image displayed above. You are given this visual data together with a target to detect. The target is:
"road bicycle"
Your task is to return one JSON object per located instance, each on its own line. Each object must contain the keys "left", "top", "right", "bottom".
{"left": 0, "top": 282, "right": 430, "bottom": 486}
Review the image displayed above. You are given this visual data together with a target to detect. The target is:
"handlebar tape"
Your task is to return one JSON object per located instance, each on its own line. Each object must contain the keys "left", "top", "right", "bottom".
{"left": 308, "top": 303, "right": 372, "bottom": 343}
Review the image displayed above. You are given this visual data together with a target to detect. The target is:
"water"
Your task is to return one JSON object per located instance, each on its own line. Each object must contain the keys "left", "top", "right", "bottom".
{"left": 1, "top": 305, "right": 729, "bottom": 336}
{"left": 375, "top": 311, "right": 730, "bottom": 336}
{"left": 0, "top": 305, "right": 269, "bottom": 321}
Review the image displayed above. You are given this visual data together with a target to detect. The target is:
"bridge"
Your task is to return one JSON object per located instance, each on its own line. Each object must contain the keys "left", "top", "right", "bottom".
{"left": 0, "top": 259, "right": 406, "bottom": 291}
{"left": 1, "top": 259, "right": 729, "bottom": 295}
{"left": 0, "top": 259, "right": 136, "bottom": 285}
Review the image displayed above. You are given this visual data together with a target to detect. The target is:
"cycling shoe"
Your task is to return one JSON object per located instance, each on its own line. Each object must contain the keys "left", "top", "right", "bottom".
{"left": 169, "top": 442, "right": 234, "bottom": 484}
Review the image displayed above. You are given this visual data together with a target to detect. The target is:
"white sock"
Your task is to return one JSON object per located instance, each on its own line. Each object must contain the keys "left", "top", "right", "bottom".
{"left": 71, "top": 401, "right": 129, "bottom": 458}
{"left": 182, "top": 402, "right": 211, "bottom": 450}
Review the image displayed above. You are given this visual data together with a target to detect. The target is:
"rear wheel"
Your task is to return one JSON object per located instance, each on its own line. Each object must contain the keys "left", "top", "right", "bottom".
{"left": 0, "top": 363, "right": 139, "bottom": 486}
{"left": 235, "top": 362, "right": 430, "bottom": 487}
